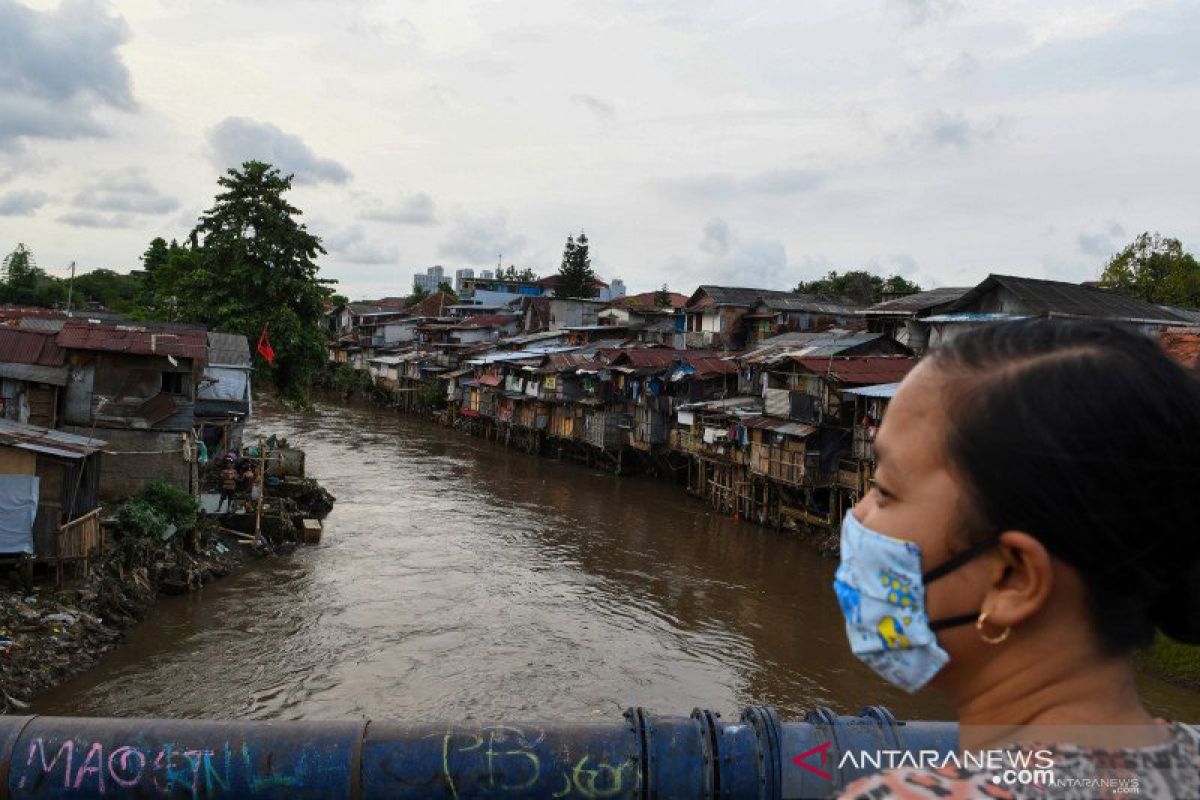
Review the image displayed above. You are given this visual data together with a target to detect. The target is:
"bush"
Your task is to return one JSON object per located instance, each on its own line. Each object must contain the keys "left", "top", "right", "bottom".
{"left": 138, "top": 480, "right": 199, "bottom": 530}
{"left": 117, "top": 500, "right": 168, "bottom": 539}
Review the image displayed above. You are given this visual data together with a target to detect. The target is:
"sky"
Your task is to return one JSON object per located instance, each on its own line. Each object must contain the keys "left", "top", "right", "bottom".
{"left": 1, "top": 0, "right": 1198, "bottom": 300}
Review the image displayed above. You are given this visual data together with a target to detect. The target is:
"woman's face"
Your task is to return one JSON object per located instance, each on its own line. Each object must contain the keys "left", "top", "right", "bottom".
{"left": 851, "top": 360, "right": 998, "bottom": 682}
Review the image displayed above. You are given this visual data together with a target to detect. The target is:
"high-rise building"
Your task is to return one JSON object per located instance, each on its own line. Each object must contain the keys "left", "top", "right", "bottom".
{"left": 609, "top": 278, "right": 627, "bottom": 299}
{"left": 454, "top": 268, "right": 474, "bottom": 292}
{"left": 412, "top": 265, "right": 447, "bottom": 293}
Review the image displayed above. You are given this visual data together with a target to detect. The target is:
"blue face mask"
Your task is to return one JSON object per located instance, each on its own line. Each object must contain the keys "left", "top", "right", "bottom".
{"left": 833, "top": 510, "right": 998, "bottom": 693}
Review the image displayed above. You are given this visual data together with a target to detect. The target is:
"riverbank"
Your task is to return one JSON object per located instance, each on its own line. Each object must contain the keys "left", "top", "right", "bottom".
{"left": 0, "top": 475, "right": 335, "bottom": 713}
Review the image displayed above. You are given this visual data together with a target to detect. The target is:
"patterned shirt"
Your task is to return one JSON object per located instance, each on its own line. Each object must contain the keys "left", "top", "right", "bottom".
{"left": 835, "top": 722, "right": 1199, "bottom": 799}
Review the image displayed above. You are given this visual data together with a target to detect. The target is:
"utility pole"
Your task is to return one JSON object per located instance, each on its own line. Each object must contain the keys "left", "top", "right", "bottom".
{"left": 65, "top": 261, "right": 76, "bottom": 316}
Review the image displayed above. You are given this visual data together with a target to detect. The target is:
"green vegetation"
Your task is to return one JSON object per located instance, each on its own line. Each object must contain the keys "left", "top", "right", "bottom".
{"left": 556, "top": 231, "right": 596, "bottom": 298}
{"left": 319, "top": 363, "right": 373, "bottom": 396}
{"left": 414, "top": 381, "right": 446, "bottom": 411}
{"left": 795, "top": 270, "right": 921, "bottom": 305}
{"left": 1138, "top": 633, "right": 1200, "bottom": 689}
{"left": 654, "top": 284, "right": 672, "bottom": 308}
{"left": 1099, "top": 232, "right": 1200, "bottom": 307}
{"left": 116, "top": 480, "right": 200, "bottom": 540}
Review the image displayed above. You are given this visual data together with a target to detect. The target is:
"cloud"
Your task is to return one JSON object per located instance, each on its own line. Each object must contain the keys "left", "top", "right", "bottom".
{"left": 690, "top": 217, "right": 791, "bottom": 289}
{"left": 0, "top": 189, "right": 48, "bottom": 216}
{"left": 699, "top": 218, "right": 731, "bottom": 256}
{"left": 0, "top": 0, "right": 134, "bottom": 150}
{"left": 360, "top": 192, "right": 438, "bottom": 225}
{"left": 890, "top": 0, "right": 960, "bottom": 26}
{"left": 324, "top": 224, "right": 400, "bottom": 265}
{"left": 57, "top": 210, "right": 135, "bottom": 229}
{"left": 438, "top": 211, "right": 528, "bottom": 264}
{"left": 1077, "top": 221, "right": 1126, "bottom": 257}
{"left": 904, "top": 110, "right": 1005, "bottom": 151}
{"left": 570, "top": 93, "right": 616, "bottom": 121}
{"left": 72, "top": 167, "right": 179, "bottom": 215}
{"left": 742, "top": 168, "right": 827, "bottom": 195}
{"left": 657, "top": 168, "right": 828, "bottom": 203}
{"left": 207, "top": 117, "right": 352, "bottom": 185}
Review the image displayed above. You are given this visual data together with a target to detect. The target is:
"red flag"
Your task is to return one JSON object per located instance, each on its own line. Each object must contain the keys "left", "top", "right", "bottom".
{"left": 256, "top": 323, "right": 275, "bottom": 364}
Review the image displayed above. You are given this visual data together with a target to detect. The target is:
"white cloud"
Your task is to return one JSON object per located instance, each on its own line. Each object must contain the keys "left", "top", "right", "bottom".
{"left": 0, "top": 189, "right": 49, "bottom": 216}
{"left": 360, "top": 192, "right": 438, "bottom": 226}
{"left": 438, "top": 211, "right": 528, "bottom": 265}
{"left": 0, "top": 0, "right": 135, "bottom": 150}
{"left": 207, "top": 117, "right": 351, "bottom": 185}
{"left": 325, "top": 224, "right": 400, "bottom": 265}
{"left": 570, "top": 93, "right": 616, "bottom": 121}
{"left": 72, "top": 167, "right": 179, "bottom": 215}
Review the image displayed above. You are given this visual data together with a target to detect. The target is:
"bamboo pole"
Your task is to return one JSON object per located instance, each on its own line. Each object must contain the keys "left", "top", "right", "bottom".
{"left": 254, "top": 435, "right": 265, "bottom": 543}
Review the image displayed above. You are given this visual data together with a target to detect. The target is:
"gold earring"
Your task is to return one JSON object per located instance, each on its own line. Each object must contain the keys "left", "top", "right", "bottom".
{"left": 976, "top": 611, "right": 1011, "bottom": 645}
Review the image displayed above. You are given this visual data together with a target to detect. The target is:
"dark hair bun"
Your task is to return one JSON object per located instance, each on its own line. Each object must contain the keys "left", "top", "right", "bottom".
{"left": 1154, "top": 561, "right": 1200, "bottom": 645}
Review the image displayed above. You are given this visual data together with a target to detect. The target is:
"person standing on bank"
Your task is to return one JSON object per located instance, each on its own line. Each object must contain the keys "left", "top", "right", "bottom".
{"left": 832, "top": 319, "right": 1200, "bottom": 799}
{"left": 216, "top": 456, "right": 238, "bottom": 513}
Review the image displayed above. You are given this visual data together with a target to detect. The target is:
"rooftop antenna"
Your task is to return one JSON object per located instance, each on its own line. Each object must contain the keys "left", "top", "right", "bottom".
{"left": 65, "top": 261, "right": 76, "bottom": 317}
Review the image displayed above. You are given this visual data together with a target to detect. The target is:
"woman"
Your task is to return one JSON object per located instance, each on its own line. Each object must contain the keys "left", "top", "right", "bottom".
{"left": 833, "top": 319, "right": 1200, "bottom": 799}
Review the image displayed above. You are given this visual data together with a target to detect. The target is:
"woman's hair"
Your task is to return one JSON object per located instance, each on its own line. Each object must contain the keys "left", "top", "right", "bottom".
{"left": 927, "top": 318, "right": 1200, "bottom": 651}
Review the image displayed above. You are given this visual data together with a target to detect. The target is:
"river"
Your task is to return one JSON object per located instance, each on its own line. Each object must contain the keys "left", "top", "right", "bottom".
{"left": 34, "top": 399, "right": 1200, "bottom": 723}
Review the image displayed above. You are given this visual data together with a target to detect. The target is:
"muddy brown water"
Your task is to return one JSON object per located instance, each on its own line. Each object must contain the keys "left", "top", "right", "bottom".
{"left": 34, "top": 399, "right": 1200, "bottom": 723}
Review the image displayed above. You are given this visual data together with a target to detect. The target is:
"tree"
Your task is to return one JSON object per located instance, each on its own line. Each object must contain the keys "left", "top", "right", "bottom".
{"left": 436, "top": 281, "right": 459, "bottom": 302}
{"left": 1099, "top": 232, "right": 1200, "bottom": 307}
{"left": 654, "top": 283, "right": 672, "bottom": 308}
{"left": 0, "top": 244, "right": 60, "bottom": 306}
{"left": 880, "top": 274, "right": 921, "bottom": 298}
{"left": 556, "top": 231, "right": 596, "bottom": 298}
{"left": 795, "top": 269, "right": 921, "bottom": 305}
{"left": 185, "top": 161, "right": 334, "bottom": 397}
{"left": 402, "top": 286, "right": 430, "bottom": 308}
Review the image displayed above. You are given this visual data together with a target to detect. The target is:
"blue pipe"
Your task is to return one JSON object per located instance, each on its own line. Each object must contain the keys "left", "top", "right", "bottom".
{"left": 0, "top": 706, "right": 959, "bottom": 799}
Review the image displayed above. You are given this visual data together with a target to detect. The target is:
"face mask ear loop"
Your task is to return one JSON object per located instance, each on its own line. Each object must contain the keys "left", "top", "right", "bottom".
{"left": 921, "top": 535, "right": 1000, "bottom": 584}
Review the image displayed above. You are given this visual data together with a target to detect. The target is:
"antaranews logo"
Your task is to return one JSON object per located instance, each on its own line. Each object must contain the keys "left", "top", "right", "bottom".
{"left": 790, "top": 745, "right": 1057, "bottom": 788}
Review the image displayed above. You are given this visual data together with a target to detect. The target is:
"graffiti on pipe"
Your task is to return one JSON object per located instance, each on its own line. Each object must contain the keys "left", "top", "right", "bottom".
{"left": 16, "top": 738, "right": 308, "bottom": 797}
{"left": 431, "top": 725, "right": 639, "bottom": 800}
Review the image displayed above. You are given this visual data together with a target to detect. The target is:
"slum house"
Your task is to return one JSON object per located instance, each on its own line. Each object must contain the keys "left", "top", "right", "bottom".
{"left": 860, "top": 287, "right": 970, "bottom": 352}
{"left": 547, "top": 297, "right": 610, "bottom": 331}
{"left": 56, "top": 320, "right": 207, "bottom": 500}
{"left": 195, "top": 332, "right": 252, "bottom": 461}
{"left": 760, "top": 356, "right": 915, "bottom": 531}
{"left": 737, "top": 331, "right": 911, "bottom": 396}
{"left": 0, "top": 328, "right": 68, "bottom": 428}
{"left": 673, "top": 395, "right": 762, "bottom": 516}
{"left": 0, "top": 419, "right": 105, "bottom": 581}
{"left": 683, "top": 286, "right": 809, "bottom": 349}
{"left": 743, "top": 295, "right": 864, "bottom": 346}
{"left": 924, "top": 274, "right": 1189, "bottom": 348}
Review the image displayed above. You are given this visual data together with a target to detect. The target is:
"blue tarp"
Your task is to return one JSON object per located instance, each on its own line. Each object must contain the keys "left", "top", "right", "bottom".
{"left": 0, "top": 474, "right": 38, "bottom": 554}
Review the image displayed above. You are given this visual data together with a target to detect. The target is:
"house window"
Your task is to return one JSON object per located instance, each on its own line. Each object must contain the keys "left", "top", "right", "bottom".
{"left": 161, "top": 372, "right": 187, "bottom": 395}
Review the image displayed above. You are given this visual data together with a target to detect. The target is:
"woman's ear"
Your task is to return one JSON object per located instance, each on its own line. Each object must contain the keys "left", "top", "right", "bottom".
{"left": 981, "top": 531, "right": 1054, "bottom": 628}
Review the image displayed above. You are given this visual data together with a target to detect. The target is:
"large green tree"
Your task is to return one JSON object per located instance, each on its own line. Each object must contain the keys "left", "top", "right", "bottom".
{"left": 167, "top": 161, "right": 334, "bottom": 396}
{"left": 1099, "top": 232, "right": 1200, "bottom": 307}
{"left": 0, "top": 244, "right": 61, "bottom": 306}
{"left": 556, "top": 231, "right": 596, "bottom": 298}
{"left": 795, "top": 270, "right": 920, "bottom": 305}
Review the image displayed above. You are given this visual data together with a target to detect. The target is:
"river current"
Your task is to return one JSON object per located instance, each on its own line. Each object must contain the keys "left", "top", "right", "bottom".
{"left": 34, "top": 399, "right": 1200, "bottom": 722}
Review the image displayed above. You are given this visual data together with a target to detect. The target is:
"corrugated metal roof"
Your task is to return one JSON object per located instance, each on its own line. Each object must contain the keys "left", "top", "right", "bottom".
{"left": 863, "top": 287, "right": 971, "bottom": 315}
{"left": 946, "top": 275, "right": 1186, "bottom": 323}
{"left": 453, "top": 314, "right": 522, "bottom": 329}
{"left": 684, "top": 356, "right": 739, "bottom": 379}
{"left": 207, "top": 332, "right": 250, "bottom": 366}
{"left": 0, "top": 328, "right": 65, "bottom": 367}
{"left": 0, "top": 363, "right": 68, "bottom": 386}
{"left": 795, "top": 356, "right": 916, "bottom": 385}
{"left": 58, "top": 321, "right": 208, "bottom": 361}
{"left": 923, "top": 312, "right": 1028, "bottom": 323}
{"left": 0, "top": 419, "right": 105, "bottom": 459}
{"left": 1160, "top": 328, "right": 1200, "bottom": 373}
{"left": 754, "top": 295, "right": 862, "bottom": 315}
{"left": 1160, "top": 305, "right": 1200, "bottom": 324}
{"left": 739, "top": 416, "right": 816, "bottom": 437}
{"left": 842, "top": 381, "right": 903, "bottom": 398}
{"left": 688, "top": 286, "right": 792, "bottom": 308}
{"left": 17, "top": 317, "right": 66, "bottom": 332}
